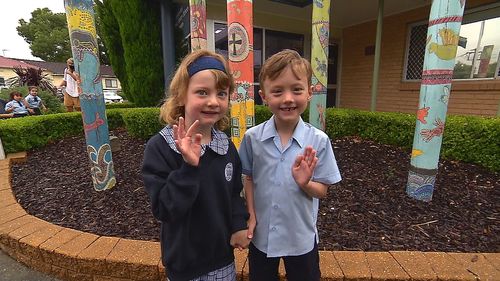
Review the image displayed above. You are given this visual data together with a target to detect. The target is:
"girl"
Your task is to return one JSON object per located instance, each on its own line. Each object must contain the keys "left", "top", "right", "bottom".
{"left": 142, "top": 50, "right": 249, "bottom": 281}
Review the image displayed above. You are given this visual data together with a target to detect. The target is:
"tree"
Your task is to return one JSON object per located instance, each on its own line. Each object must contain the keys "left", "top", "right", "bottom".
{"left": 95, "top": 0, "right": 129, "bottom": 97}
{"left": 17, "top": 7, "right": 109, "bottom": 64}
{"left": 17, "top": 8, "right": 70, "bottom": 62}
{"left": 96, "top": 0, "right": 165, "bottom": 106}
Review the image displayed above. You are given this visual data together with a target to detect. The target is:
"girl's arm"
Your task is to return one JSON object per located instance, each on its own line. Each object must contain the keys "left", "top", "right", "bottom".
{"left": 142, "top": 136, "right": 201, "bottom": 223}
{"left": 230, "top": 149, "right": 251, "bottom": 250}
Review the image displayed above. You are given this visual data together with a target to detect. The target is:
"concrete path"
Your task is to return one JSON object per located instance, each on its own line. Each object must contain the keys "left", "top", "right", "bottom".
{"left": 0, "top": 250, "right": 60, "bottom": 281}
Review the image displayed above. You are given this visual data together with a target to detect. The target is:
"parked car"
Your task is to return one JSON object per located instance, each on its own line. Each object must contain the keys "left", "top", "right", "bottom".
{"left": 103, "top": 90, "right": 123, "bottom": 103}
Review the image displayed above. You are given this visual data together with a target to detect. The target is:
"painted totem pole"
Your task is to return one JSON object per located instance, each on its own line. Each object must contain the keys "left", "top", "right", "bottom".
{"left": 189, "top": 0, "right": 207, "bottom": 50}
{"left": 227, "top": 0, "right": 254, "bottom": 148}
{"left": 407, "top": 0, "right": 466, "bottom": 202}
{"left": 309, "top": 0, "right": 331, "bottom": 131}
{"left": 64, "top": 0, "right": 116, "bottom": 191}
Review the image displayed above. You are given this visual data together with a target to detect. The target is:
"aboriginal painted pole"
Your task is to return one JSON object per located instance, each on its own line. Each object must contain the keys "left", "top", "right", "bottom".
{"left": 227, "top": 0, "right": 254, "bottom": 148}
{"left": 64, "top": 0, "right": 116, "bottom": 191}
{"left": 406, "top": 0, "right": 466, "bottom": 202}
{"left": 189, "top": 0, "right": 207, "bottom": 50}
{"left": 309, "top": 0, "right": 330, "bottom": 131}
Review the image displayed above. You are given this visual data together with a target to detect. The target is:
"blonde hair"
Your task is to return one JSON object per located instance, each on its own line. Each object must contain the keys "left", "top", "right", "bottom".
{"left": 259, "top": 49, "right": 312, "bottom": 92}
{"left": 160, "top": 50, "right": 234, "bottom": 131}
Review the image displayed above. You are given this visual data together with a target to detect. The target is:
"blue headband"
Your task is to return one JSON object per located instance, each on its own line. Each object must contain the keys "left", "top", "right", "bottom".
{"left": 187, "top": 56, "right": 226, "bottom": 77}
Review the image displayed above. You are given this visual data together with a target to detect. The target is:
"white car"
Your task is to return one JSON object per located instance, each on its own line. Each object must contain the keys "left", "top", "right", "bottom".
{"left": 103, "top": 90, "right": 123, "bottom": 104}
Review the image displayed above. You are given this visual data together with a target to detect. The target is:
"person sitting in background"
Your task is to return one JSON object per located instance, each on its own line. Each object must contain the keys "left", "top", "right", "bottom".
{"left": 25, "top": 86, "right": 46, "bottom": 115}
{"left": 4, "top": 91, "right": 33, "bottom": 117}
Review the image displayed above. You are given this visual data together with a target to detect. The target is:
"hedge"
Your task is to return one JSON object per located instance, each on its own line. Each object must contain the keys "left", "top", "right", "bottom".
{"left": 0, "top": 106, "right": 498, "bottom": 171}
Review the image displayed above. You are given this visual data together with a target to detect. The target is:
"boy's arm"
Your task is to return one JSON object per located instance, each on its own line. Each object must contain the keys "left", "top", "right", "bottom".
{"left": 244, "top": 175, "right": 256, "bottom": 238}
{"left": 5, "top": 103, "right": 13, "bottom": 113}
{"left": 292, "top": 146, "right": 330, "bottom": 199}
{"left": 23, "top": 100, "right": 34, "bottom": 114}
{"left": 299, "top": 180, "right": 329, "bottom": 199}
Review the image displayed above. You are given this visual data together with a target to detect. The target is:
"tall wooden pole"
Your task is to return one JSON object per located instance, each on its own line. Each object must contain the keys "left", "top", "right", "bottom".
{"left": 309, "top": 0, "right": 331, "bottom": 131}
{"left": 227, "top": 0, "right": 254, "bottom": 148}
{"left": 407, "top": 0, "right": 466, "bottom": 202}
{"left": 189, "top": 0, "right": 207, "bottom": 51}
{"left": 64, "top": 0, "right": 116, "bottom": 191}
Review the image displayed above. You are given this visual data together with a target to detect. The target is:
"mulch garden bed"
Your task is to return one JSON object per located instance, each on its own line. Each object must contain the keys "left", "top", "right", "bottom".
{"left": 10, "top": 129, "right": 500, "bottom": 252}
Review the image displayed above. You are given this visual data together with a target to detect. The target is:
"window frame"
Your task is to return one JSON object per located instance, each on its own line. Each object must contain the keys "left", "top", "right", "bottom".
{"left": 403, "top": 3, "right": 500, "bottom": 82}
{"left": 104, "top": 78, "right": 118, "bottom": 88}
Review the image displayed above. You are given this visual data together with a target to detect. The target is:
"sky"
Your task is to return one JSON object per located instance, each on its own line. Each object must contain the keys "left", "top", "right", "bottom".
{"left": 0, "top": 0, "right": 65, "bottom": 60}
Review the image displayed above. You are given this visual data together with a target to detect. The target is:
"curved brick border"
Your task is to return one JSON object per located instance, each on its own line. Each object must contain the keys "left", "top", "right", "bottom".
{"left": 0, "top": 153, "right": 498, "bottom": 281}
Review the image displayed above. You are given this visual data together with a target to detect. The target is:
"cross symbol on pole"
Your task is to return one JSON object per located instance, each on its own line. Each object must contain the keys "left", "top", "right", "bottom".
{"left": 229, "top": 32, "right": 242, "bottom": 56}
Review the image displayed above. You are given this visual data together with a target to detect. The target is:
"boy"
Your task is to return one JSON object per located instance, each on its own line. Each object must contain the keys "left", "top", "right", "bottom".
{"left": 239, "top": 49, "right": 341, "bottom": 281}
{"left": 4, "top": 91, "right": 33, "bottom": 117}
{"left": 25, "top": 86, "right": 46, "bottom": 115}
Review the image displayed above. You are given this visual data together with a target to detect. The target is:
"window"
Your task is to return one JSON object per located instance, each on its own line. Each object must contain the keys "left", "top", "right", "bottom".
{"left": 265, "top": 30, "right": 304, "bottom": 59}
{"left": 105, "top": 79, "right": 118, "bottom": 88}
{"left": 214, "top": 22, "right": 304, "bottom": 104}
{"left": 0, "top": 77, "right": 5, "bottom": 87}
{"left": 404, "top": 4, "right": 500, "bottom": 80}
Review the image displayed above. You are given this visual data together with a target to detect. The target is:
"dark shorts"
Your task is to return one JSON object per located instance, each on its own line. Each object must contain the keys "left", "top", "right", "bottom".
{"left": 248, "top": 242, "right": 320, "bottom": 281}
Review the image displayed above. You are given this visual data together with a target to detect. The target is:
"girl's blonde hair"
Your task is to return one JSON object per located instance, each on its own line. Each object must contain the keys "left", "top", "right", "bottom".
{"left": 160, "top": 50, "right": 234, "bottom": 131}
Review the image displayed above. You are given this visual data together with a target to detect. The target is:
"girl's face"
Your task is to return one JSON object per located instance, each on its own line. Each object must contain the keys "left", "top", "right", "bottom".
{"left": 13, "top": 94, "right": 23, "bottom": 101}
{"left": 29, "top": 88, "right": 38, "bottom": 96}
{"left": 184, "top": 69, "right": 229, "bottom": 130}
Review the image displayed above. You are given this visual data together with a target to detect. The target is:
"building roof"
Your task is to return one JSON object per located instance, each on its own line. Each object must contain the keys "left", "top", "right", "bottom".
{"left": 0, "top": 56, "right": 41, "bottom": 69}
{"left": 7, "top": 57, "right": 117, "bottom": 77}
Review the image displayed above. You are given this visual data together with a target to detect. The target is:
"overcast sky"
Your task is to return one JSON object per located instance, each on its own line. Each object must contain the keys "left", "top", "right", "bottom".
{"left": 0, "top": 0, "right": 65, "bottom": 60}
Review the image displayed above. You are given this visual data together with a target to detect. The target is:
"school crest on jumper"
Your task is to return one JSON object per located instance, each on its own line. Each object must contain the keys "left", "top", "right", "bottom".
{"left": 225, "top": 162, "right": 233, "bottom": 181}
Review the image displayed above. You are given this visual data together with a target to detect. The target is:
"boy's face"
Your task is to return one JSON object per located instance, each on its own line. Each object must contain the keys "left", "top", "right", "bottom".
{"left": 260, "top": 66, "right": 312, "bottom": 127}
{"left": 13, "top": 94, "right": 23, "bottom": 101}
{"left": 30, "top": 88, "right": 38, "bottom": 96}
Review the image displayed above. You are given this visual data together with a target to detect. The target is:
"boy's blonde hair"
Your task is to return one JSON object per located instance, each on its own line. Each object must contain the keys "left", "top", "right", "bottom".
{"left": 259, "top": 49, "right": 312, "bottom": 92}
{"left": 160, "top": 50, "right": 234, "bottom": 130}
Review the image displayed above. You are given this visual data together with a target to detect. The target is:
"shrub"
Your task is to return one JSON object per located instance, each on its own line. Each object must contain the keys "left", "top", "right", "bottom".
{"left": 105, "top": 102, "right": 137, "bottom": 109}
{"left": 121, "top": 108, "right": 163, "bottom": 139}
{"left": 0, "top": 106, "right": 498, "bottom": 171}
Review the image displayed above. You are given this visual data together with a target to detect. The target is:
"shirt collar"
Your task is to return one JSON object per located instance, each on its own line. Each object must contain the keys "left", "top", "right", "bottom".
{"left": 159, "top": 125, "right": 229, "bottom": 156}
{"left": 260, "top": 115, "right": 306, "bottom": 148}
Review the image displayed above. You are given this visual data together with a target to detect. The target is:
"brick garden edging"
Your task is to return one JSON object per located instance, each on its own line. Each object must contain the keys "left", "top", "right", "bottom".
{"left": 0, "top": 153, "right": 498, "bottom": 281}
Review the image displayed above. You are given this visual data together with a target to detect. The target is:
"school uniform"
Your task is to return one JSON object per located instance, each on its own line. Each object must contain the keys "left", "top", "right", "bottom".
{"left": 4, "top": 100, "right": 28, "bottom": 116}
{"left": 25, "top": 95, "right": 43, "bottom": 115}
{"left": 239, "top": 116, "right": 341, "bottom": 281}
{"left": 142, "top": 126, "right": 249, "bottom": 281}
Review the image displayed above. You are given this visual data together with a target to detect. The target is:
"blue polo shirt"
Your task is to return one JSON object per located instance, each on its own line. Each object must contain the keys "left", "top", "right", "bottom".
{"left": 239, "top": 116, "right": 341, "bottom": 257}
{"left": 5, "top": 100, "right": 28, "bottom": 114}
{"left": 25, "top": 95, "right": 42, "bottom": 108}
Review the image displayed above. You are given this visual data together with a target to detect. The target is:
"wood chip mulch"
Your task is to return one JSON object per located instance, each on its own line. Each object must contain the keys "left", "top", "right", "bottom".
{"left": 10, "top": 129, "right": 500, "bottom": 252}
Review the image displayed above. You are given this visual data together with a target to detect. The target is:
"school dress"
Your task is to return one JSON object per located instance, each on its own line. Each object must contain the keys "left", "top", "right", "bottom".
{"left": 142, "top": 126, "right": 248, "bottom": 281}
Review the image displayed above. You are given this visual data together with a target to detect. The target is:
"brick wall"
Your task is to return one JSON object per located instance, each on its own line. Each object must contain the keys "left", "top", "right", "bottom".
{"left": 340, "top": 0, "right": 500, "bottom": 116}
